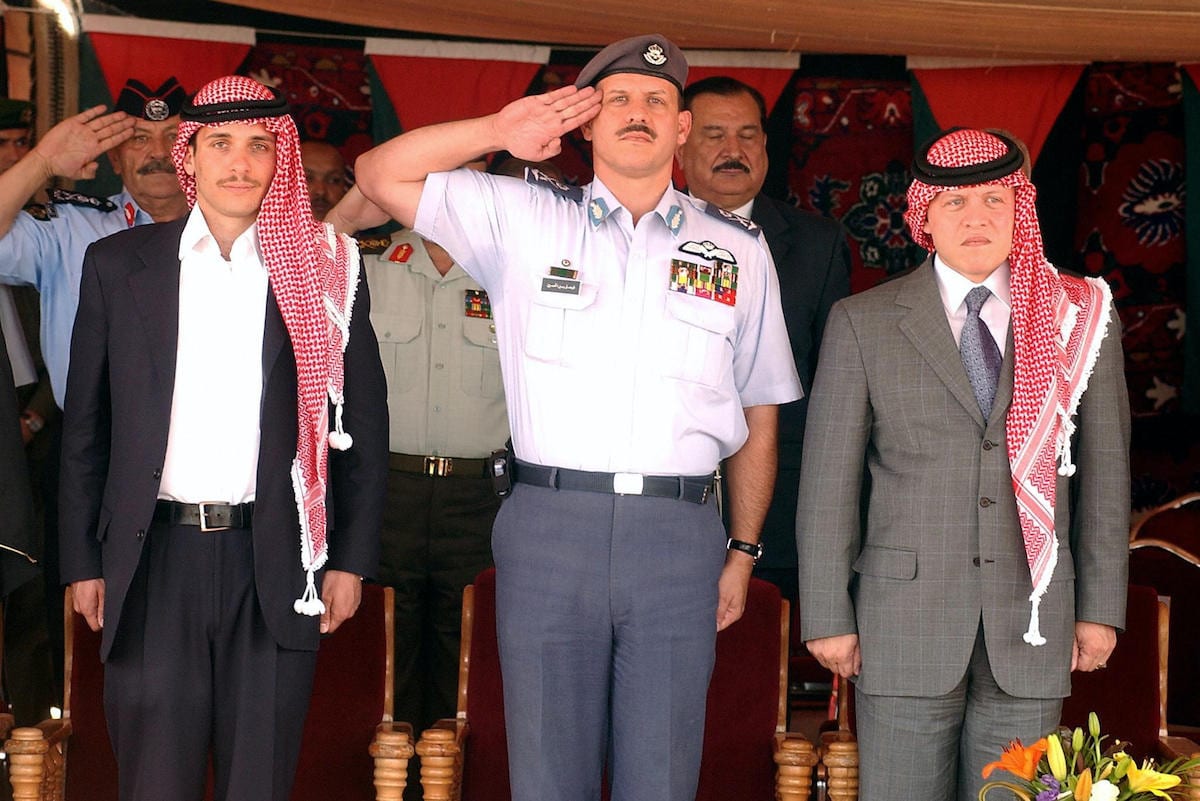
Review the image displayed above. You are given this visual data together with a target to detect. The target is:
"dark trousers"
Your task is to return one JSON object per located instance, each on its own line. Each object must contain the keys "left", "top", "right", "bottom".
{"left": 104, "top": 521, "right": 317, "bottom": 801}
{"left": 376, "top": 470, "right": 500, "bottom": 732}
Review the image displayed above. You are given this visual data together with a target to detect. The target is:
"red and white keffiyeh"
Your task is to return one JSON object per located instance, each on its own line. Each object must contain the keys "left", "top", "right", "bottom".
{"left": 172, "top": 75, "right": 361, "bottom": 616}
{"left": 904, "top": 128, "right": 1113, "bottom": 646}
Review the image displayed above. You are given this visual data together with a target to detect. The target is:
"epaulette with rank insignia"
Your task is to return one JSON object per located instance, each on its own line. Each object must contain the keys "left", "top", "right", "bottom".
{"left": 703, "top": 202, "right": 760, "bottom": 234}
{"left": 354, "top": 234, "right": 392, "bottom": 256}
{"left": 526, "top": 168, "right": 583, "bottom": 203}
{"left": 49, "top": 188, "right": 118, "bottom": 213}
{"left": 22, "top": 201, "right": 56, "bottom": 222}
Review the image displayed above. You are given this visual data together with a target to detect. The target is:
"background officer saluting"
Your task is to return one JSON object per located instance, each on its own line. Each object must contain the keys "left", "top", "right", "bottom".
{"left": 334, "top": 33, "right": 800, "bottom": 801}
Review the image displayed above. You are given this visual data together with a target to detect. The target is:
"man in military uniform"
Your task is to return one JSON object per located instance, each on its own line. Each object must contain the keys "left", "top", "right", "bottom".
{"left": 0, "top": 97, "right": 58, "bottom": 726}
{"left": 342, "top": 34, "right": 800, "bottom": 801}
{"left": 0, "top": 78, "right": 187, "bottom": 409}
{"left": 315, "top": 143, "right": 509, "bottom": 774}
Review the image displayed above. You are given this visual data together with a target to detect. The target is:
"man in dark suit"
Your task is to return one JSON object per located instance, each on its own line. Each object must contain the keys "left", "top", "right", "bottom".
{"left": 58, "top": 75, "right": 387, "bottom": 801}
{"left": 679, "top": 76, "right": 851, "bottom": 601}
{"left": 0, "top": 320, "right": 36, "bottom": 595}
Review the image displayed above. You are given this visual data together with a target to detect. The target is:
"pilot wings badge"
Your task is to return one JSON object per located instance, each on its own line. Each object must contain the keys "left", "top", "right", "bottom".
{"left": 678, "top": 239, "right": 737, "bottom": 265}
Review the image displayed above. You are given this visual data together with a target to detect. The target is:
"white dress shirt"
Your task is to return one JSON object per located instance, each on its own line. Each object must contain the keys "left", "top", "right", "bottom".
{"left": 158, "top": 206, "right": 269, "bottom": 504}
{"left": 933, "top": 255, "right": 1011, "bottom": 357}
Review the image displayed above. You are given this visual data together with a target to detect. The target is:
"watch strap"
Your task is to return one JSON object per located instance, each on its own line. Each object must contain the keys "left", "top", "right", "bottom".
{"left": 726, "top": 537, "right": 763, "bottom": 563}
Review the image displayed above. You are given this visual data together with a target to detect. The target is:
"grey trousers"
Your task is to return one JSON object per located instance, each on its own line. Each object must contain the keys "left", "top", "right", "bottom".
{"left": 854, "top": 624, "right": 1062, "bottom": 801}
{"left": 492, "top": 482, "right": 726, "bottom": 801}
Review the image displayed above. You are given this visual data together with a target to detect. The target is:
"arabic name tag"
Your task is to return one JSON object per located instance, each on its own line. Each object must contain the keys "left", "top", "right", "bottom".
{"left": 541, "top": 276, "right": 581, "bottom": 295}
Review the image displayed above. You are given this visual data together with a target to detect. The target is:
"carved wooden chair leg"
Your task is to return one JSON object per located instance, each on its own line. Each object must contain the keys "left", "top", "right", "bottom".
{"left": 416, "top": 727, "right": 461, "bottom": 801}
{"left": 6, "top": 727, "right": 49, "bottom": 801}
{"left": 775, "top": 735, "right": 818, "bottom": 801}
{"left": 823, "top": 736, "right": 859, "bottom": 801}
{"left": 370, "top": 725, "right": 415, "bottom": 801}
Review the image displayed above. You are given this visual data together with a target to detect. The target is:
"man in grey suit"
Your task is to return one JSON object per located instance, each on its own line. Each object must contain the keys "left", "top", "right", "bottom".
{"left": 797, "top": 128, "right": 1129, "bottom": 801}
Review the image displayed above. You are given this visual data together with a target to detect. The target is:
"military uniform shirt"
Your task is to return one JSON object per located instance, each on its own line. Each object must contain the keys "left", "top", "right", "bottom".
{"left": 413, "top": 169, "right": 801, "bottom": 476}
{"left": 0, "top": 190, "right": 151, "bottom": 406}
{"left": 364, "top": 229, "right": 510, "bottom": 458}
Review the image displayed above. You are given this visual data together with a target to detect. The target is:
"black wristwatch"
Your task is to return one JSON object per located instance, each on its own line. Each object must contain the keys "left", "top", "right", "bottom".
{"left": 726, "top": 538, "right": 763, "bottom": 564}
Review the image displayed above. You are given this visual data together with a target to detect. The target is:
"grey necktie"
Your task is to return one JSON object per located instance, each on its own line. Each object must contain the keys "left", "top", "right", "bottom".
{"left": 960, "top": 285, "right": 1002, "bottom": 419}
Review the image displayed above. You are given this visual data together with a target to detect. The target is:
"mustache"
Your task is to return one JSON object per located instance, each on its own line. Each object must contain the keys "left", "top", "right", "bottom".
{"left": 136, "top": 159, "right": 175, "bottom": 175}
{"left": 713, "top": 159, "right": 750, "bottom": 174}
{"left": 616, "top": 123, "right": 655, "bottom": 139}
{"left": 216, "top": 176, "right": 263, "bottom": 188}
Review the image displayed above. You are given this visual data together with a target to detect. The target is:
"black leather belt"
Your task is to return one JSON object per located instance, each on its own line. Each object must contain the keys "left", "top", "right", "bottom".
{"left": 513, "top": 461, "right": 712, "bottom": 504}
{"left": 389, "top": 452, "right": 490, "bottom": 479}
{"left": 154, "top": 500, "right": 254, "bottom": 532}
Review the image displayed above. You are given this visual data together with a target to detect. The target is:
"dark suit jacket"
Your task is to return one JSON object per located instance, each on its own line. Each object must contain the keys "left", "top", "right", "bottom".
{"left": 58, "top": 217, "right": 388, "bottom": 660}
{"left": 749, "top": 194, "right": 851, "bottom": 570}
{"left": 0, "top": 321, "right": 37, "bottom": 595}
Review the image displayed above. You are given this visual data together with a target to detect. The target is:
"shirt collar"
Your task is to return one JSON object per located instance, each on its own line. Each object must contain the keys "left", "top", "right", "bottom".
{"left": 587, "top": 176, "right": 687, "bottom": 237}
{"left": 115, "top": 189, "right": 152, "bottom": 228}
{"left": 933, "top": 255, "right": 1012, "bottom": 313}
{"left": 178, "top": 205, "right": 264, "bottom": 264}
{"left": 685, "top": 191, "right": 754, "bottom": 226}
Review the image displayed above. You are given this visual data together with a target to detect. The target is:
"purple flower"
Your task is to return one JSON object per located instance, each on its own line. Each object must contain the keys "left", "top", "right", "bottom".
{"left": 1035, "top": 790, "right": 1057, "bottom": 801}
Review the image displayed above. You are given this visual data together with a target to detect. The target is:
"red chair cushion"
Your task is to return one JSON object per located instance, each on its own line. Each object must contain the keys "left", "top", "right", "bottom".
{"left": 696, "top": 579, "right": 784, "bottom": 801}
{"left": 460, "top": 568, "right": 512, "bottom": 801}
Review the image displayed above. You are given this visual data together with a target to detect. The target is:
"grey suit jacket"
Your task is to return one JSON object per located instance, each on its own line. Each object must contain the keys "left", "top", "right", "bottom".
{"left": 796, "top": 259, "right": 1130, "bottom": 699}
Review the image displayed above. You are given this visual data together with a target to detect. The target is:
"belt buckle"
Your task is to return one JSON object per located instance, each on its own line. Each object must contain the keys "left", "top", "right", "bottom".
{"left": 612, "top": 472, "right": 644, "bottom": 495}
{"left": 424, "top": 456, "right": 451, "bottom": 477}
{"left": 198, "top": 502, "right": 231, "bottom": 532}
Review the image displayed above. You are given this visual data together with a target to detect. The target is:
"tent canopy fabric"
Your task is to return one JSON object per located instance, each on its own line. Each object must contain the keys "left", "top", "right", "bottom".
{"left": 216, "top": 0, "right": 1200, "bottom": 62}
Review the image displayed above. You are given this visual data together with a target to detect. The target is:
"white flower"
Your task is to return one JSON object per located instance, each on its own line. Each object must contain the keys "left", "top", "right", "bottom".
{"left": 1089, "top": 779, "right": 1119, "bottom": 801}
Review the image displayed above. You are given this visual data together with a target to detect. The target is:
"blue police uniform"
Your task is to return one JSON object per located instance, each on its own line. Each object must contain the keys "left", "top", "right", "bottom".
{"left": 414, "top": 166, "right": 801, "bottom": 801}
{"left": 0, "top": 190, "right": 150, "bottom": 407}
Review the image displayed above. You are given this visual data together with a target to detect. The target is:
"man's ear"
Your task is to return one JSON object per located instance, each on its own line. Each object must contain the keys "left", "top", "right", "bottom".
{"left": 182, "top": 144, "right": 196, "bottom": 177}
{"left": 107, "top": 149, "right": 123, "bottom": 176}
{"left": 676, "top": 110, "right": 692, "bottom": 147}
{"left": 581, "top": 119, "right": 594, "bottom": 142}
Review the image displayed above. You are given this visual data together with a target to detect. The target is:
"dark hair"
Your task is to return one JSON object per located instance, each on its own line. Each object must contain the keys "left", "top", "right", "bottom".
{"left": 683, "top": 76, "right": 768, "bottom": 129}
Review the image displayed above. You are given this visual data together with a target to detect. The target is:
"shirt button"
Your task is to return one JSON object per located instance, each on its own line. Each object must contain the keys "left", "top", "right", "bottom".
{"left": 433, "top": 405, "right": 441, "bottom": 412}
{"left": 979, "top": 497, "right": 993, "bottom": 508}
{"left": 435, "top": 363, "right": 444, "bottom": 370}
{"left": 438, "top": 323, "right": 447, "bottom": 329}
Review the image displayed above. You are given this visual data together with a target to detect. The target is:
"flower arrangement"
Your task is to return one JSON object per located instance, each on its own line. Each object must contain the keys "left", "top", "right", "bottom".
{"left": 979, "top": 712, "right": 1200, "bottom": 801}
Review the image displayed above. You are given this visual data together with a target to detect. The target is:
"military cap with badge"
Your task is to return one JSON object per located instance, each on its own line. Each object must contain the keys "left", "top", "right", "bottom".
{"left": 114, "top": 77, "right": 187, "bottom": 121}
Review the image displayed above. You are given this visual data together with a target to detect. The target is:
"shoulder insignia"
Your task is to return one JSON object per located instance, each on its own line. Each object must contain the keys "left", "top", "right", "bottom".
{"left": 49, "top": 188, "right": 118, "bottom": 213}
{"left": 703, "top": 201, "right": 760, "bottom": 234}
{"left": 354, "top": 234, "right": 392, "bottom": 255}
{"left": 22, "top": 202, "right": 56, "bottom": 222}
{"left": 526, "top": 168, "right": 583, "bottom": 203}
{"left": 387, "top": 242, "right": 415, "bottom": 263}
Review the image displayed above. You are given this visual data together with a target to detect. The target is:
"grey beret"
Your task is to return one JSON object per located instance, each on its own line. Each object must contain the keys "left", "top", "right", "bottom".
{"left": 575, "top": 34, "right": 688, "bottom": 93}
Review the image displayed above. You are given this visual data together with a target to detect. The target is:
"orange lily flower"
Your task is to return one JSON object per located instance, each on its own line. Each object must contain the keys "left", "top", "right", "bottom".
{"left": 982, "top": 738, "right": 1050, "bottom": 780}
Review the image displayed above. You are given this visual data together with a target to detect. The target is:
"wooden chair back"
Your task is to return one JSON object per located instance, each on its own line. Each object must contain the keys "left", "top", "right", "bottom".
{"left": 1127, "top": 539, "right": 1200, "bottom": 729}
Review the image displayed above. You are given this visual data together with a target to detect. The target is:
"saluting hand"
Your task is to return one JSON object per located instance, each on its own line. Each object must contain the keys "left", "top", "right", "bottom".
{"left": 490, "top": 85, "right": 602, "bottom": 162}
{"left": 32, "top": 105, "right": 136, "bottom": 182}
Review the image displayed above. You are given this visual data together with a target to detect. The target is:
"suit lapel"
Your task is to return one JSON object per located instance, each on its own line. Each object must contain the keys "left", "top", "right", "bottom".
{"left": 261, "top": 288, "right": 287, "bottom": 398}
{"left": 750, "top": 194, "right": 794, "bottom": 264}
{"left": 896, "top": 261, "right": 987, "bottom": 425}
{"left": 127, "top": 219, "right": 185, "bottom": 393}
